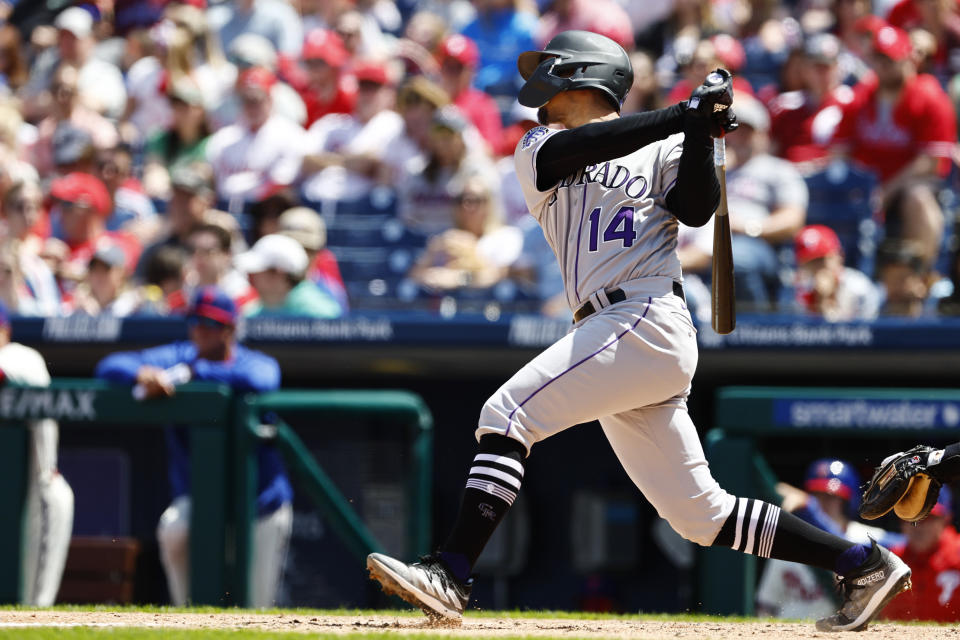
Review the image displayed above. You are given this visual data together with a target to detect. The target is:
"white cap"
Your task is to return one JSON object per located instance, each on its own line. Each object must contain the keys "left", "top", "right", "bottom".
{"left": 234, "top": 234, "right": 308, "bottom": 276}
{"left": 733, "top": 94, "right": 770, "bottom": 133}
{"left": 55, "top": 7, "right": 94, "bottom": 39}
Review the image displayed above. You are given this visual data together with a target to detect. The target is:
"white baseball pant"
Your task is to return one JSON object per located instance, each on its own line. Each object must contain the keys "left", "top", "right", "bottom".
{"left": 157, "top": 496, "right": 293, "bottom": 607}
{"left": 477, "top": 281, "right": 737, "bottom": 545}
{"left": 23, "top": 419, "right": 74, "bottom": 606}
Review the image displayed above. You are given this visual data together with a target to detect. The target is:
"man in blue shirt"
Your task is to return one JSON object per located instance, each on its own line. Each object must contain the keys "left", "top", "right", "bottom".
{"left": 95, "top": 286, "right": 292, "bottom": 607}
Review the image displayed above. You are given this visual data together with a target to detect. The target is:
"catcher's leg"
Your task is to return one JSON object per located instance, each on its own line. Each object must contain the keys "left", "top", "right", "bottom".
{"left": 157, "top": 496, "right": 191, "bottom": 606}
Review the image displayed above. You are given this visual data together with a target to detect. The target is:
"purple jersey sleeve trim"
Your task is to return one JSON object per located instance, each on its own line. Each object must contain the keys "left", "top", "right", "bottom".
{"left": 504, "top": 297, "right": 653, "bottom": 438}
{"left": 572, "top": 183, "right": 589, "bottom": 304}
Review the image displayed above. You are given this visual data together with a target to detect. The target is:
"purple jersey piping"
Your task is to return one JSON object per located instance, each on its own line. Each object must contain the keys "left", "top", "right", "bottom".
{"left": 504, "top": 296, "right": 653, "bottom": 438}
{"left": 572, "top": 183, "right": 589, "bottom": 304}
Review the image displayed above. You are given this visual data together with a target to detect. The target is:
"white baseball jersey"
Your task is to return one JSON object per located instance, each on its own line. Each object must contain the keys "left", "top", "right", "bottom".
{"left": 514, "top": 125, "right": 685, "bottom": 311}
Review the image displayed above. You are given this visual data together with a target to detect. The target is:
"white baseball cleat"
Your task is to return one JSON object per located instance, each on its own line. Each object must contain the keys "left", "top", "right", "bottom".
{"left": 815, "top": 542, "right": 912, "bottom": 632}
{"left": 366, "top": 553, "right": 471, "bottom": 623}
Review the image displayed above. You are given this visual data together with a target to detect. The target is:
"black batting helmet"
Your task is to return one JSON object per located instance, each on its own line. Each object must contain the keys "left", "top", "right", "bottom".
{"left": 517, "top": 30, "right": 633, "bottom": 110}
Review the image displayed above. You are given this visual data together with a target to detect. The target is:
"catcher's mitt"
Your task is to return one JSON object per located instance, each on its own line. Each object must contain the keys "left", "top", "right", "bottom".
{"left": 859, "top": 446, "right": 942, "bottom": 522}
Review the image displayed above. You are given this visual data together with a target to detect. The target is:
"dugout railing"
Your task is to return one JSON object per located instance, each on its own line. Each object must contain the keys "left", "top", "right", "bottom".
{"left": 700, "top": 386, "right": 960, "bottom": 615}
{"left": 0, "top": 381, "right": 433, "bottom": 607}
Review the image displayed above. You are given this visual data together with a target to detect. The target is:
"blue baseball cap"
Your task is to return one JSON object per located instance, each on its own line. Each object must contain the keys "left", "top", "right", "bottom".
{"left": 188, "top": 286, "right": 237, "bottom": 327}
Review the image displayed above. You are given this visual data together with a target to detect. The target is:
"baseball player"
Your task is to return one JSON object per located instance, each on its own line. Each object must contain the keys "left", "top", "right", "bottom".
{"left": 0, "top": 303, "right": 74, "bottom": 606}
{"left": 94, "top": 287, "right": 292, "bottom": 607}
{"left": 366, "top": 31, "right": 913, "bottom": 631}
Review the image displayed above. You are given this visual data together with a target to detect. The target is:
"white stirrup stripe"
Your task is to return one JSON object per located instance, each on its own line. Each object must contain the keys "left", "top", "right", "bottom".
{"left": 731, "top": 497, "right": 747, "bottom": 551}
{"left": 469, "top": 466, "right": 522, "bottom": 489}
{"left": 744, "top": 500, "right": 762, "bottom": 555}
{"left": 466, "top": 479, "right": 517, "bottom": 505}
{"left": 473, "top": 454, "right": 524, "bottom": 475}
{"left": 760, "top": 505, "right": 781, "bottom": 558}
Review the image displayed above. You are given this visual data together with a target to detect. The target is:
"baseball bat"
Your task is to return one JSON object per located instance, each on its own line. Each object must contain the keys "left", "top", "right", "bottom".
{"left": 711, "top": 136, "right": 736, "bottom": 334}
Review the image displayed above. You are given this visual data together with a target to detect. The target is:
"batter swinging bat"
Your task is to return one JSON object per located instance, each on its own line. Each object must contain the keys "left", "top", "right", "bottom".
{"left": 711, "top": 135, "right": 735, "bottom": 334}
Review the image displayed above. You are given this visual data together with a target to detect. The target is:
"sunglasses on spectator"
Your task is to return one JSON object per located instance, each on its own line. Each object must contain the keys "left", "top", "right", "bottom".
{"left": 9, "top": 200, "right": 38, "bottom": 214}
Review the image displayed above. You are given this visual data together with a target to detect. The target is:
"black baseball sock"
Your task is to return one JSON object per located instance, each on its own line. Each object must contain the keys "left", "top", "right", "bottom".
{"left": 439, "top": 434, "right": 527, "bottom": 582}
{"left": 711, "top": 497, "right": 863, "bottom": 573}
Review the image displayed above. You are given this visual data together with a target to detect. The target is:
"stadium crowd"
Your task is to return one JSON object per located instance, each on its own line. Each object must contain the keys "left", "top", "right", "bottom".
{"left": 0, "top": 0, "right": 959, "bottom": 321}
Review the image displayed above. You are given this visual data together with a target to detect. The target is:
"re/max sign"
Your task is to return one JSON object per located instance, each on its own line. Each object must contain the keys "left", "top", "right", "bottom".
{"left": 0, "top": 389, "right": 96, "bottom": 421}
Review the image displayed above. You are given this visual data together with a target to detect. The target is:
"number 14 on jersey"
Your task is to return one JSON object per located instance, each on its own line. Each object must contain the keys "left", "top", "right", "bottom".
{"left": 587, "top": 206, "right": 637, "bottom": 252}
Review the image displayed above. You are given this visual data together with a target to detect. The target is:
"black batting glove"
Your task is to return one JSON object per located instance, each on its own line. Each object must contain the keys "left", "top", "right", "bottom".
{"left": 687, "top": 68, "right": 736, "bottom": 137}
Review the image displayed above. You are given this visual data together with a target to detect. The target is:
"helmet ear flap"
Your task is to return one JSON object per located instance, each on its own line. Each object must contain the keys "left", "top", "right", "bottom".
{"left": 517, "top": 57, "right": 572, "bottom": 108}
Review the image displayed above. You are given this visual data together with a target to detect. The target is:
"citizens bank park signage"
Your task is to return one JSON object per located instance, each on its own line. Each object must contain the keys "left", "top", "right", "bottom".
{"left": 0, "top": 388, "right": 97, "bottom": 421}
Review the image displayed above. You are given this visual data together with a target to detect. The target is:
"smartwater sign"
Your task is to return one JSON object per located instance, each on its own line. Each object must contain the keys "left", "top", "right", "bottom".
{"left": 773, "top": 398, "right": 960, "bottom": 430}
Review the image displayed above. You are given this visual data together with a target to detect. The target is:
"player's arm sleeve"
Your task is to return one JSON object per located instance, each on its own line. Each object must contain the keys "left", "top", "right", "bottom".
{"left": 534, "top": 102, "right": 687, "bottom": 191}
{"left": 94, "top": 344, "right": 185, "bottom": 383}
{"left": 663, "top": 116, "right": 720, "bottom": 227}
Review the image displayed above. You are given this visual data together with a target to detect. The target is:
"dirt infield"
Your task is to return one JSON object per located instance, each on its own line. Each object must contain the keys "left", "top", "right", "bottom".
{"left": 0, "top": 611, "right": 955, "bottom": 639}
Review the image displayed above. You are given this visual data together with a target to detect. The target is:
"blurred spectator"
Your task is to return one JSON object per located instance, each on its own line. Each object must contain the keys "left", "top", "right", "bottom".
{"left": 94, "top": 286, "right": 292, "bottom": 608}
{"left": 0, "top": 242, "right": 44, "bottom": 315}
{"left": 50, "top": 172, "right": 141, "bottom": 283}
{"left": 206, "top": 68, "right": 307, "bottom": 209}
{"left": 185, "top": 222, "right": 257, "bottom": 311}
{"left": 334, "top": 9, "right": 391, "bottom": 60}
{"left": 665, "top": 37, "right": 755, "bottom": 105}
{"left": 1, "top": 182, "right": 59, "bottom": 316}
{"left": 408, "top": 176, "right": 521, "bottom": 290}
{"left": 214, "top": 33, "right": 307, "bottom": 128}
{"left": 793, "top": 224, "right": 880, "bottom": 321}
{"left": 68, "top": 242, "right": 142, "bottom": 316}
{"left": 207, "top": 0, "right": 304, "bottom": 58}
{"left": 685, "top": 95, "right": 808, "bottom": 310}
{"left": 459, "top": 0, "right": 537, "bottom": 98}
{"left": 769, "top": 34, "right": 855, "bottom": 167}
{"left": 137, "top": 165, "right": 215, "bottom": 281}
{"left": 883, "top": 487, "right": 960, "bottom": 621}
{"left": 877, "top": 239, "right": 940, "bottom": 316}
{"left": 98, "top": 144, "right": 159, "bottom": 240}
{"left": 497, "top": 103, "right": 538, "bottom": 222}
{"left": 537, "top": 0, "right": 633, "bottom": 52}
{"left": 388, "top": 76, "right": 450, "bottom": 177}
{"left": 0, "top": 101, "right": 39, "bottom": 191}
{"left": 398, "top": 106, "right": 499, "bottom": 234}
{"left": 509, "top": 221, "right": 568, "bottom": 318}
{"left": 248, "top": 190, "right": 298, "bottom": 240}
{"left": 394, "top": 11, "right": 447, "bottom": 77}
{"left": 277, "top": 206, "right": 348, "bottom": 311}
{"left": 38, "top": 238, "right": 70, "bottom": 296}
{"left": 297, "top": 29, "right": 356, "bottom": 127}
{"left": 413, "top": 0, "right": 476, "bottom": 33}
{"left": 757, "top": 458, "right": 904, "bottom": 619}
{"left": 886, "top": 0, "right": 960, "bottom": 83}
{"left": 356, "top": 0, "right": 403, "bottom": 37}
{"left": 49, "top": 124, "right": 97, "bottom": 177}
{"left": 832, "top": 25, "right": 956, "bottom": 267}
{"left": 142, "top": 78, "right": 211, "bottom": 200}
{"left": 235, "top": 233, "right": 342, "bottom": 318}
{"left": 23, "top": 7, "right": 127, "bottom": 120}
{"left": 0, "top": 24, "right": 28, "bottom": 94}
{"left": 621, "top": 50, "right": 662, "bottom": 115}
{"left": 164, "top": 2, "right": 235, "bottom": 114}
{"left": 141, "top": 244, "right": 189, "bottom": 315}
{"left": 300, "top": 60, "right": 404, "bottom": 204}
{"left": 32, "top": 64, "right": 119, "bottom": 178}
{"left": 436, "top": 35, "right": 504, "bottom": 152}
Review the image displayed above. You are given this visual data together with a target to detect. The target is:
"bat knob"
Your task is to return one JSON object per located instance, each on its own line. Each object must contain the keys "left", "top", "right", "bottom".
{"left": 705, "top": 71, "right": 725, "bottom": 86}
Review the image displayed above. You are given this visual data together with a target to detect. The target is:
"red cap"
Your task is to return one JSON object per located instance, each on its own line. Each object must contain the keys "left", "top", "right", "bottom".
{"left": 795, "top": 224, "right": 842, "bottom": 264}
{"left": 437, "top": 34, "right": 479, "bottom": 69}
{"left": 302, "top": 29, "right": 348, "bottom": 68}
{"left": 50, "top": 172, "right": 111, "bottom": 217}
{"left": 710, "top": 33, "right": 745, "bottom": 72}
{"left": 853, "top": 14, "right": 887, "bottom": 36}
{"left": 353, "top": 60, "right": 390, "bottom": 85}
{"left": 238, "top": 67, "right": 276, "bottom": 94}
{"left": 179, "top": 0, "right": 207, "bottom": 7}
{"left": 873, "top": 25, "right": 912, "bottom": 61}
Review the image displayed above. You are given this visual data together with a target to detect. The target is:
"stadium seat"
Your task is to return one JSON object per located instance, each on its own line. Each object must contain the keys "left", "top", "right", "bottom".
{"left": 803, "top": 161, "right": 881, "bottom": 276}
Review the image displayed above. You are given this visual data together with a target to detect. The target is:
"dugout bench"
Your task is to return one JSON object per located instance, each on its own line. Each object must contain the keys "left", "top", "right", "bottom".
{"left": 700, "top": 386, "right": 960, "bottom": 615}
{"left": 0, "top": 380, "right": 433, "bottom": 607}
